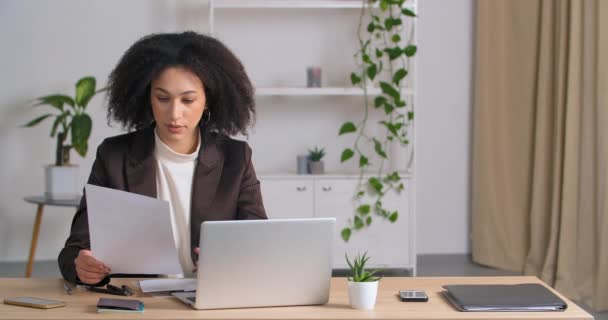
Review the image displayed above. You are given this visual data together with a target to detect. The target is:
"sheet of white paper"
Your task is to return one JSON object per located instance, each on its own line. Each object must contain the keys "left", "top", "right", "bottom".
{"left": 85, "top": 184, "right": 182, "bottom": 275}
{"left": 139, "top": 279, "right": 197, "bottom": 293}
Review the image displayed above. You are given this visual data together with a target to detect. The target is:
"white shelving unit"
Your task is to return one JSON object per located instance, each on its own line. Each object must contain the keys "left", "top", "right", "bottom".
{"left": 206, "top": 0, "right": 418, "bottom": 275}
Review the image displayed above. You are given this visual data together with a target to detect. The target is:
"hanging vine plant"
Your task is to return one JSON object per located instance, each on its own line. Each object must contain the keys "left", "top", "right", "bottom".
{"left": 339, "top": 0, "right": 417, "bottom": 241}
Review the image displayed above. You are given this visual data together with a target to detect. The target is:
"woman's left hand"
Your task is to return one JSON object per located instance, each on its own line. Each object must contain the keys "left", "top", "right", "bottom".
{"left": 192, "top": 247, "right": 200, "bottom": 273}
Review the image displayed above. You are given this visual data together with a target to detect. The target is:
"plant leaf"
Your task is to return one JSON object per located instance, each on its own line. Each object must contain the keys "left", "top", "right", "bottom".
{"left": 368, "top": 177, "right": 383, "bottom": 193}
{"left": 375, "top": 48, "right": 383, "bottom": 58}
{"left": 71, "top": 113, "right": 92, "bottom": 157}
{"left": 354, "top": 216, "right": 364, "bottom": 230}
{"left": 367, "top": 64, "right": 377, "bottom": 80}
{"left": 23, "top": 113, "right": 53, "bottom": 127}
{"left": 341, "top": 148, "right": 354, "bottom": 162}
{"left": 408, "top": 111, "right": 414, "bottom": 120}
{"left": 403, "top": 45, "right": 417, "bottom": 57}
{"left": 389, "top": 211, "right": 399, "bottom": 222}
{"left": 50, "top": 113, "right": 68, "bottom": 137}
{"left": 379, "top": 81, "right": 400, "bottom": 101}
{"left": 383, "top": 47, "right": 402, "bottom": 60}
{"left": 374, "top": 96, "right": 387, "bottom": 109}
{"left": 339, "top": 122, "right": 357, "bottom": 135}
{"left": 341, "top": 227, "right": 352, "bottom": 242}
{"left": 393, "top": 68, "right": 408, "bottom": 85}
{"left": 402, "top": 7, "right": 417, "bottom": 17}
{"left": 359, "top": 155, "right": 369, "bottom": 167}
{"left": 373, "top": 138, "right": 387, "bottom": 158}
{"left": 350, "top": 72, "right": 361, "bottom": 85}
{"left": 35, "top": 94, "right": 74, "bottom": 111}
{"left": 75, "top": 77, "right": 96, "bottom": 108}
{"left": 357, "top": 204, "right": 371, "bottom": 215}
{"left": 366, "top": 216, "right": 372, "bottom": 226}
{"left": 391, "top": 34, "right": 401, "bottom": 43}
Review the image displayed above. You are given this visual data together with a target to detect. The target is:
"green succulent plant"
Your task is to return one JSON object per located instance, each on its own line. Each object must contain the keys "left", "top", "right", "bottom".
{"left": 346, "top": 252, "right": 382, "bottom": 282}
{"left": 23, "top": 76, "right": 104, "bottom": 166}
{"left": 308, "top": 146, "right": 326, "bottom": 162}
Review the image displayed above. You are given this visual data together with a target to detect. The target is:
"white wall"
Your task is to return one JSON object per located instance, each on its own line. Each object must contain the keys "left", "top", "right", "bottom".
{"left": 416, "top": 0, "right": 474, "bottom": 254}
{"left": 0, "top": 0, "right": 474, "bottom": 262}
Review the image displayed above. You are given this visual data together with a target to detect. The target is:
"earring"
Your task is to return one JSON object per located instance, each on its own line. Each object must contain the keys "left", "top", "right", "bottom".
{"left": 202, "top": 110, "right": 211, "bottom": 125}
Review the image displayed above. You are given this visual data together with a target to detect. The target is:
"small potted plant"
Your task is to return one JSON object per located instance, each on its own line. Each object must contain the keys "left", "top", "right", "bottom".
{"left": 346, "top": 252, "right": 381, "bottom": 310}
{"left": 308, "top": 146, "right": 326, "bottom": 174}
{"left": 23, "top": 76, "right": 102, "bottom": 200}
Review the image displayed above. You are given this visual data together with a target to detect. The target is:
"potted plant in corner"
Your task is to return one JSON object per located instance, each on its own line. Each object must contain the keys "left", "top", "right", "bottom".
{"left": 346, "top": 252, "right": 381, "bottom": 310}
{"left": 308, "top": 146, "right": 326, "bottom": 174}
{"left": 23, "top": 76, "right": 101, "bottom": 200}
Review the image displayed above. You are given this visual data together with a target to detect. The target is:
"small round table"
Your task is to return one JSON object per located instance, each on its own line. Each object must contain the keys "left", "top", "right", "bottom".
{"left": 23, "top": 196, "right": 81, "bottom": 277}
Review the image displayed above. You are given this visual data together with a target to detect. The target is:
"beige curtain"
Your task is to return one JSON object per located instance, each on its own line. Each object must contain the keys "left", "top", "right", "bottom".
{"left": 472, "top": 0, "right": 608, "bottom": 311}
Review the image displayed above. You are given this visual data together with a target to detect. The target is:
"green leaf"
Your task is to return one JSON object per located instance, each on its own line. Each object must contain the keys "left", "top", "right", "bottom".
{"left": 350, "top": 72, "right": 361, "bottom": 85}
{"left": 35, "top": 94, "right": 74, "bottom": 111}
{"left": 354, "top": 216, "right": 364, "bottom": 230}
{"left": 375, "top": 48, "right": 383, "bottom": 58}
{"left": 71, "top": 113, "right": 92, "bottom": 157}
{"left": 373, "top": 138, "right": 387, "bottom": 158}
{"left": 391, "top": 34, "right": 401, "bottom": 43}
{"left": 389, "top": 211, "right": 399, "bottom": 222}
{"left": 374, "top": 96, "right": 387, "bottom": 109}
{"left": 341, "top": 228, "right": 352, "bottom": 242}
{"left": 408, "top": 111, "right": 414, "bottom": 120}
{"left": 368, "top": 177, "right": 383, "bottom": 193}
{"left": 362, "top": 54, "right": 372, "bottom": 64}
{"left": 396, "top": 99, "right": 407, "bottom": 107}
{"left": 380, "top": 0, "right": 388, "bottom": 11}
{"left": 366, "top": 216, "right": 372, "bottom": 226}
{"left": 359, "top": 155, "right": 369, "bottom": 167}
{"left": 384, "top": 103, "right": 394, "bottom": 114}
{"left": 339, "top": 122, "right": 357, "bottom": 135}
{"left": 367, "top": 64, "right": 377, "bottom": 80}
{"left": 23, "top": 113, "right": 53, "bottom": 127}
{"left": 404, "top": 45, "right": 417, "bottom": 57}
{"left": 384, "top": 47, "right": 402, "bottom": 60}
{"left": 393, "top": 68, "right": 408, "bottom": 85}
{"left": 341, "top": 148, "right": 354, "bottom": 162}
{"left": 357, "top": 204, "right": 371, "bottom": 215}
{"left": 402, "top": 7, "right": 417, "bottom": 17}
{"left": 50, "top": 113, "right": 67, "bottom": 137}
{"left": 367, "top": 22, "right": 375, "bottom": 33}
{"left": 380, "top": 81, "right": 400, "bottom": 101}
{"left": 75, "top": 77, "right": 96, "bottom": 108}
{"left": 357, "top": 191, "right": 365, "bottom": 198}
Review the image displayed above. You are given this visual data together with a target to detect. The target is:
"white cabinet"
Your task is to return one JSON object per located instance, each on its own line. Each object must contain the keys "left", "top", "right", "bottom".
{"left": 259, "top": 175, "right": 416, "bottom": 275}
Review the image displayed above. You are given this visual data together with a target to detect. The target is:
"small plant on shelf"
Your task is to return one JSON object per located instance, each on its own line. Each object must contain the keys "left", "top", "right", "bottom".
{"left": 308, "top": 146, "right": 326, "bottom": 175}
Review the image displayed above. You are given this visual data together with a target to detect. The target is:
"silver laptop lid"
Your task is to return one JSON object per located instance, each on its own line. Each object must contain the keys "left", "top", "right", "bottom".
{"left": 194, "top": 218, "right": 335, "bottom": 309}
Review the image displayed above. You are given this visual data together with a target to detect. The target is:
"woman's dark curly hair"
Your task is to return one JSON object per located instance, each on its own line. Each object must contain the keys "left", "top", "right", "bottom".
{"left": 106, "top": 31, "right": 255, "bottom": 136}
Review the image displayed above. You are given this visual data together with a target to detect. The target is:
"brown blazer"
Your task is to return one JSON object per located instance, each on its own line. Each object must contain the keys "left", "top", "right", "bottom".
{"left": 58, "top": 126, "right": 267, "bottom": 285}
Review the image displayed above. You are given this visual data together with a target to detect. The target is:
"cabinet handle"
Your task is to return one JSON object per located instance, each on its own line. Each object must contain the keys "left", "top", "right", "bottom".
{"left": 322, "top": 186, "right": 332, "bottom": 192}
{"left": 296, "top": 186, "right": 307, "bottom": 192}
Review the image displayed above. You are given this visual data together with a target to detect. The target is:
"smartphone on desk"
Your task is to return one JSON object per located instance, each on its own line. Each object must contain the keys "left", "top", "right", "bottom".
{"left": 3, "top": 297, "right": 66, "bottom": 309}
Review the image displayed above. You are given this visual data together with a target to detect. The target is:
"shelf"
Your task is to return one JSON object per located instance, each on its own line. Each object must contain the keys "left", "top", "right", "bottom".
{"left": 255, "top": 87, "right": 414, "bottom": 96}
{"left": 214, "top": 0, "right": 369, "bottom": 9}
{"left": 212, "top": 0, "right": 416, "bottom": 9}
{"left": 258, "top": 171, "right": 413, "bottom": 179}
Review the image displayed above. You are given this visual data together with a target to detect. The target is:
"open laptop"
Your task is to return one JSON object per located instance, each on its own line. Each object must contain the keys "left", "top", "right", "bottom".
{"left": 172, "top": 218, "right": 335, "bottom": 309}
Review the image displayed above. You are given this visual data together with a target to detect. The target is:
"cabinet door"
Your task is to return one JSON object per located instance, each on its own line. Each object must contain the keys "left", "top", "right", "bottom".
{"left": 314, "top": 178, "right": 410, "bottom": 269}
{"left": 259, "top": 178, "right": 314, "bottom": 219}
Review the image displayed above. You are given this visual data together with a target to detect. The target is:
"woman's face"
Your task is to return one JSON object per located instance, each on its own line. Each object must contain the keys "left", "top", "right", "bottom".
{"left": 150, "top": 66, "right": 206, "bottom": 152}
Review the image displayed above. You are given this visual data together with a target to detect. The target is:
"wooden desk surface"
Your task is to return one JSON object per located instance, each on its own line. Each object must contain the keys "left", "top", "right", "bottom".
{"left": 0, "top": 276, "right": 593, "bottom": 320}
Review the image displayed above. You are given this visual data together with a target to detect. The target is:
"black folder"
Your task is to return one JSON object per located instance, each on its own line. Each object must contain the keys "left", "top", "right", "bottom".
{"left": 441, "top": 283, "right": 568, "bottom": 312}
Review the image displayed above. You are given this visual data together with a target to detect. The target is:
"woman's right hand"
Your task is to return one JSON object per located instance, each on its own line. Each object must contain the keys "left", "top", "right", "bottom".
{"left": 74, "top": 249, "right": 111, "bottom": 285}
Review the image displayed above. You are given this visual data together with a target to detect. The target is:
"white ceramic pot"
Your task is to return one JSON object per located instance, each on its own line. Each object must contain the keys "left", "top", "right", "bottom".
{"left": 44, "top": 165, "right": 79, "bottom": 200}
{"left": 347, "top": 280, "right": 379, "bottom": 310}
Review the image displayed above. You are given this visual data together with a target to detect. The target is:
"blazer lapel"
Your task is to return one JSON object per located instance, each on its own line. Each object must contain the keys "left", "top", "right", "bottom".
{"left": 125, "top": 126, "right": 157, "bottom": 198}
{"left": 190, "top": 129, "right": 224, "bottom": 250}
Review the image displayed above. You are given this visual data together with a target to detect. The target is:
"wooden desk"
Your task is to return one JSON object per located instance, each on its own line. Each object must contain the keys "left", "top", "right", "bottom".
{"left": 22, "top": 196, "right": 80, "bottom": 278}
{"left": 0, "top": 277, "right": 593, "bottom": 320}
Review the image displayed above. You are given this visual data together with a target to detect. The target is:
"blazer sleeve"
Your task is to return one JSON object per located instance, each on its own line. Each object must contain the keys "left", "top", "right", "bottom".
{"left": 57, "top": 143, "right": 111, "bottom": 286}
{"left": 236, "top": 143, "right": 267, "bottom": 220}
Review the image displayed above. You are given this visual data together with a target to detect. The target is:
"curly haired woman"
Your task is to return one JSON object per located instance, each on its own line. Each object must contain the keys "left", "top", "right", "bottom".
{"left": 58, "top": 31, "right": 267, "bottom": 286}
